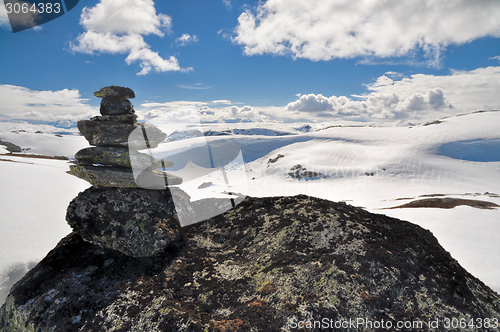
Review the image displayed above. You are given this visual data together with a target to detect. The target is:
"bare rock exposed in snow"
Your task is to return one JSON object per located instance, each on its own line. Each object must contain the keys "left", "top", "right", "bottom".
{"left": 267, "top": 153, "right": 284, "bottom": 164}
{"left": 0, "top": 141, "right": 22, "bottom": 153}
{"left": 2, "top": 195, "right": 500, "bottom": 331}
{"left": 288, "top": 164, "right": 326, "bottom": 180}
{"left": 386, "top": 197, "right": 500, "bottom": 210}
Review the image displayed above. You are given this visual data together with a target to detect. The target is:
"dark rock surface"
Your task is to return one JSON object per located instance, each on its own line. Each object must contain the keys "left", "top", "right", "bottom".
{"left": 67, "top": 164, "right": 182, "bottom": 188}
{"left": 94, "top": 86, "right": 135, "bottom": 99}
{"left": 77, "top": 121, "right": 167, "bottom": 149}
{"left": 66, "top": 187, "right": 189, "bottom": 257}
{"left": 90, "top": 114, "right": 138, "bottom": 124}
{"left": 1, "top": 195, "right": 499, "bottom": 331}
{"left": 75, "top": 146, "right": 172, "bottom": 169}
{"left": 100, "top": 96, "right": 134, "bottom": 116}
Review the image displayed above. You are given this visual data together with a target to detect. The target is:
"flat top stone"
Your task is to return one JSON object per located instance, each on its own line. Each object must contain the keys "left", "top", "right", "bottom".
{"left": 94, "top": 86, "right": 135, "bottom": 99}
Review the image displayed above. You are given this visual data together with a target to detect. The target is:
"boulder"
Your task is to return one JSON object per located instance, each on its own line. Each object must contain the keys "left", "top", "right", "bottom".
{"left": 100, "top": 96, "right": 134, "bottom": 116}
{"left": 66, "top": 187, "right": 190, "bottom": 257}
{"left": 75, "top": 146, "right": 173, "bottom": 169}
{"left": 67, "top": 164, "right": 182, "bottom": 188}
{"left": 94, "top": 85, "right": 135, "bottom": 99}
{"left": 2, "top": 195, "right": 500, "bottom": 331}
{"left": 77, "top": 121, "right": 167, "bottom": 149}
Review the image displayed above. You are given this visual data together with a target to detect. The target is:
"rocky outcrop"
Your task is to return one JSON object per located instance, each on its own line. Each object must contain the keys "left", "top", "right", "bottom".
{"left": 0, "top": 141, "right": 22, "bottom": 153}
{"left": 1, "top": 195, "right": 499, "bottom": 331}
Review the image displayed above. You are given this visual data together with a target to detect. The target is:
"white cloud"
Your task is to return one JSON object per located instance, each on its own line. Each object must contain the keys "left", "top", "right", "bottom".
{"left": 79, "top": 0, "right": 171, "bottom": 36}
{"left": 367, "top": 66, "right": 500, "bottom": 113}
{"left": 490, "top": 56, "right": 500, "bottom": 61}
{"left": 140, "top": 66, "right": 500, "bottom": 124}
{"left": 138, "top": 101, "right": 268, "bottom": 123}
{"left": 284, "top": 66, "right": 500, "bottom": 121}
{"left": 232, "top": 0, "right": 500, "bottom": 65}
{"left": 70, "top": 0, "right": 191, "bottom": 75}
{"left": 285, "top": 93, "right": 405, "bottom": 119}
{"left": 175, "top": 33, "right": 198, "bottom": 46}
{"left": 223, "top": 0, "right": 231, "bottom": 9}
{"left": 0, "top": 85, "right": 96, "bottom": 125}
{"left": 141, "top": 101, "right": 208, "bottom": 110}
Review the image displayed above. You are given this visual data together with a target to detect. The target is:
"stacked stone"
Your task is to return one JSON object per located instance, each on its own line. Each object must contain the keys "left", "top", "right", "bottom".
{"left": 68, "top": 85, "right": 182, "bottom": 188}
{"left": 66, "top": 86, "right": 192, "bottom": 258}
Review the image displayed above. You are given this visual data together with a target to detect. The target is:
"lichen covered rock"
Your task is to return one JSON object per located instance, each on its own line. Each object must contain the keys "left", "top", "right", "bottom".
{"left": 94, "top": 85, "right": 135, "bottom": 99}
{"left": 100, "top": 96, "right": 134, "bottom": 116}
{"left": 66, "top": 187, "right": 190, "bottom": 257}
{"left": 2, "top": 195, "right": 500, "bottom": 331}
{"left": 90, "top": 114, "right": 138, "bottom": 124}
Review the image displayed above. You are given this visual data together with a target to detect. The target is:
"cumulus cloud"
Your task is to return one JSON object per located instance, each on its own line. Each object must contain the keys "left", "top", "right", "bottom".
{"left": 286, "top": 88, "right": 454, "bottom": 120}
{"left": 70, "top": 0, "right": 191, "bottom": 75}
{"left": 366, "top": 66, "right": 500, "bottom": 114}
{"left": 175, "top": 33, "right": 198, "bottom": 46}
{"left": 286, "top": 93, "right": 405, "bottom": 119}
{"left": 140, "top": 66, "right": 500, "bottom": 124}
{"left": 138, "top": 100, "right": 268, "bottom": 124}
{"left": 284, "top": 66, "right": 500, "bottom": 121}
{"left": 232, "top": 0, "right": 500, "bottom": 65}
{"left": 0, "top": 85, "right": 96, "bottom": 126}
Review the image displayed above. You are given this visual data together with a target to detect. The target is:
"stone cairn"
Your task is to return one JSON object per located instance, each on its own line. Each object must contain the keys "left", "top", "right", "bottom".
{"left": 66, "top": 86, "right": 192, "bottom": 258}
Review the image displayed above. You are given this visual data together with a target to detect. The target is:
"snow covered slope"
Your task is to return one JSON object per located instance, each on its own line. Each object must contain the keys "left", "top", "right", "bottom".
{"left": 0, "top": 156, "right": 90, "bottom": 304}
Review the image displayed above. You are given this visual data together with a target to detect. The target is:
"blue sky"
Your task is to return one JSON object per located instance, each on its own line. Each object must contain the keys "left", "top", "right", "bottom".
{"left": 1, "top": 0, "right": 500, "bottom": 125}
